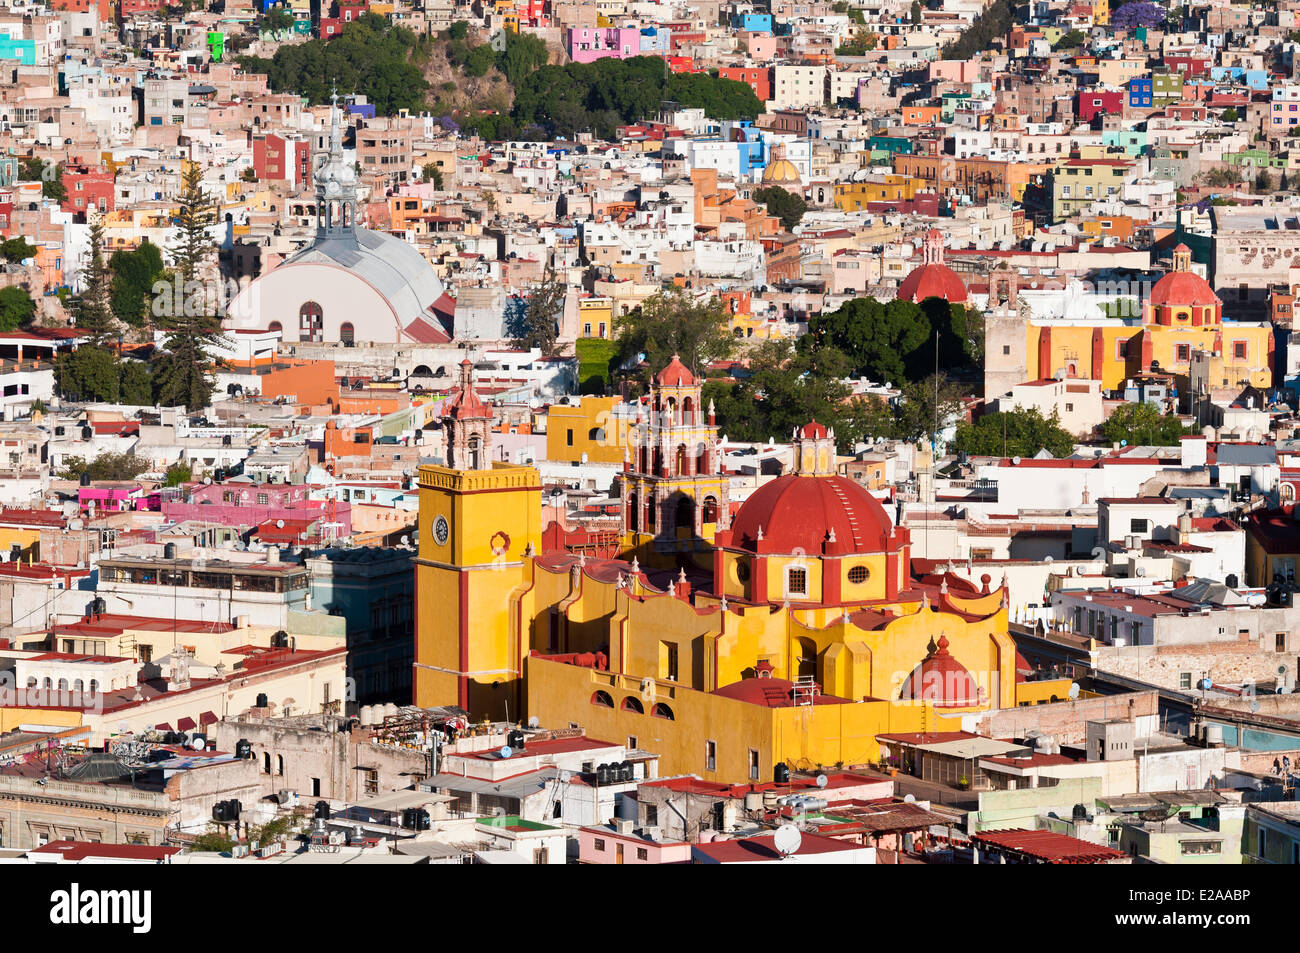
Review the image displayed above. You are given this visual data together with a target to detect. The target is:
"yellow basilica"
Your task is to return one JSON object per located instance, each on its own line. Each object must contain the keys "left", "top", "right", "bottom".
{"left": 414, "top": 358, "right": 1069, "bottom": 779}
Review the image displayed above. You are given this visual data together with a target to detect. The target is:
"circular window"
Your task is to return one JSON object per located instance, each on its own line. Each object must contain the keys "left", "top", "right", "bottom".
{"left": 848, "top": 565, "right": 870, "bottom": 584}
{"left": 736, "top": 561, "right": 750, "bottom": 582}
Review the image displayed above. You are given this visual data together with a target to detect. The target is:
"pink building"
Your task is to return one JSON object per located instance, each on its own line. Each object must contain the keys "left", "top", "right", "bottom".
{"left": 567, "top": 27, "right": 642, "bottom": 63}
{"left": 160, "top": 483, "right": 353, "bottom": 537}
{"left": 578, "top": 825, "right": 694, "bottom": 864}
{"left": 79, "top": 484, "right": 144, "bottom": 514}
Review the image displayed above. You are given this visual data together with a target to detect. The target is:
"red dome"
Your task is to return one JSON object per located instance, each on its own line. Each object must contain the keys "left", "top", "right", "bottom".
{"left": 1149, "top": 271, "right": 1221, "bottom": 307}
{"left": 656, "top": 354, "right": 695, "bottom": 387}
{"left": 730, "top": 474, "right": 894, "bottom": 554}
{"left": 897, "top": 262, "right": 967, "bottom": 304}
{"left": 898, "top": 636, "right": 980, "bottom": 707}
{"left": 799, "top": 420, "right": 828, "bottom": 439}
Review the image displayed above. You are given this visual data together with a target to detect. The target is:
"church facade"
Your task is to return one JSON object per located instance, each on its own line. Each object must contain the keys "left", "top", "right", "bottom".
{"left": 415, "top": 360, "right": 1070, "bottom": 779}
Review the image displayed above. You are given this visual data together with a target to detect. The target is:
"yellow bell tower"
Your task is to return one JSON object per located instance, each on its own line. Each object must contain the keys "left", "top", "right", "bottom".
{"left": 413, "top": 361, "right": 542, "bottom": 720}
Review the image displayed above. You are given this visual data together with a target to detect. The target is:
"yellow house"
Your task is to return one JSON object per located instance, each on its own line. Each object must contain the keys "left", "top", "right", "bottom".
{"left": 545, "top": 395, "right": 629, "bottom": 465}
{"left": 1052, "top": 151, "right": 1133, "bottom": 222}
{"left": 834, "top": 175, "right": 926, "bottom": 212}
{"left": 416, "top": 360, "right": 1070, "bottom": 777}
{"left": 577, "top": 295, "right": 613, "bottom": 339}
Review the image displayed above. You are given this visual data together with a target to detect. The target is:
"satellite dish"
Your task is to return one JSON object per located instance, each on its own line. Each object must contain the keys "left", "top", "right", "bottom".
{"left": 499, "top": 745, "right": 513, "bottom": 759}
{"left": 815, "top": 774, "right": 828, "bottom": 789}
{"left": 1200, "top": 678, "right": 1213, "bottom": 690}
{"left": 773, "top": 824, "right": 802, "bottom": 857}
{"left": 1279, "top": 664, "right": 1289, "bottom": 676}
{"left": 528, "top": 715, "right": 540, "bottom": 728}
{"left": 558, "top": 770, "right": 572, "bottom": 783}
{"left": 276, "top": 519, "right": 285, "bottom": 528}
{"left": 1068, "top": 682, "right": 1080, "bottom": 699}
{"left": 903, "top": 793, "right": 916, "bottom": 803}
{"left": 1011, "top": 456, "right": 1021, "bottom": 466}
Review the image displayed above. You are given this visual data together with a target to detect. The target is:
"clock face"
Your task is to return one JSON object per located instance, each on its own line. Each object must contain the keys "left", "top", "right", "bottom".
{"left": 433, "top": 516, "right": 449, "bottom": 546}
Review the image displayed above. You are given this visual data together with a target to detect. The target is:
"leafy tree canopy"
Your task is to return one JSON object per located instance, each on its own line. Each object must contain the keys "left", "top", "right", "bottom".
{"left": 1099, "top": 401, "right": 1194, "bottom": 447}
{"left": 753, "top": 185, "right": 808, "bottom": 231}
{"left": 59, "top": 451, "right": 151, "bottom": 482}
{"left": 952, "top": 407, "right": 1076, "bottom": 459}
{"left": 612, "top": 289, "right": 735, "bottom": 394}
{"left": 0, "top": 286, "right": 35, "bottom": 332}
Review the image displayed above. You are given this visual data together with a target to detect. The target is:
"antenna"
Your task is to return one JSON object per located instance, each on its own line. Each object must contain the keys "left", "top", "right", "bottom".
{"left": 773, "top": 824, "right": 802, "bottom": 857}
{"left": 498, "top": 745, "right": 513, "bottom": 759}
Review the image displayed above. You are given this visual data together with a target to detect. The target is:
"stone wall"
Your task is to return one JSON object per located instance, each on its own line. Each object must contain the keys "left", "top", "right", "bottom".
{"left": 1095, "top": 641, "right": 1292, "bottom": 692}
{"left": 974, "top": 691, "right": 1160, "bottom": 745}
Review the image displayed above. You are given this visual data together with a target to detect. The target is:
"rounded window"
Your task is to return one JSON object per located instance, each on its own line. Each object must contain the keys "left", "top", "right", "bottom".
{"left": 848, "top": 565, "right": 870, "bottom": 584}
{"left": 735, "top": 560, "right": 750, "bottom": 583}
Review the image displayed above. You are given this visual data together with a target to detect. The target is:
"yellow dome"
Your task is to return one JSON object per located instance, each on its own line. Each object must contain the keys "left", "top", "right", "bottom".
{"left": 762, "top": 158, "right": 802, "bottom": 187}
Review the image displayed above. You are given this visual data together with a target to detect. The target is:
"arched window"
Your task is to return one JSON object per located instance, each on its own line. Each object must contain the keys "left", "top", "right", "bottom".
{"left": 645, "top": 497, "right": 656, "bottom": 532}
{"left": 88, "top": 679, "right": 98, "bottom": 694}
{"left": 26, "top": 676, "right": 36, "bottom": 689}
{"left": 701, "top": 495, "right": 719, "bottom": 523}
{"left": 795, "top": 637, "right": 818, "bottom": 680}
{"left": 590, "top": 690, "right": 614, "bottom": 708}
{"left": 267, "top": 320, "right": 282, "bottom": 335}
{"left": 1285, "top": 483, "right": 1296, "bottom": 502}
{"left": 675, "top": 495, "right": 694, "bottom": 532}
{"left": 43, "top": 678, "right": 52, "bottom": 691}
{"left": 652, "top": 702, "right": 674, "bottom": 720}
{"left": 263, "top": 752, "right": 272, "bottom": 774}
{"left": 621, "top": 696, "right": 644, "bottom": 714}
{"left": 682, "top": 396, "right": 695, "bottom": 424}
{"left": 468, "top": 434, "right": 483, "bottom": 470}
{"left": 675, "top": 444, "right": 688, "bottom": 475}
{"left": 299, "top": 301, "right": 323, "bottom": 342}
{"left": 277, "top": 755, "right": 285, "bottom": 776}
{"left": 73, "top": 679, "right": 84, "bottom": 693}
{"left": 627, "top": 492, "right": 639, "bottom": 532}
{"left": 339, "top": 321, "right": 355, "bottom": 346}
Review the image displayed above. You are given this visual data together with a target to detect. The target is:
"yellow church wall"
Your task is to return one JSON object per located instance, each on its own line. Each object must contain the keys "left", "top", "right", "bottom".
{"left": 616, "top": 591, "right": 722, "bottom": 689}
{"left": 526, "top": 655, "right": 947, "bottom": 778}
{"left": 0, "top": 706, "right": 84, "bottom": 734}
{"left": 712, "top": 603, "right": 802, "bottom": 687}
{"left": 546, "top": 397, "right": 627, "bottom": 465}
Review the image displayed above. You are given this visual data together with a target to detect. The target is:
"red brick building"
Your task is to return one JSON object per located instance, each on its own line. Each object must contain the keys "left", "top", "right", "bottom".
{"left": 718, "top": 66, "right": 772, "bottom": 102}
{"left": 60, "top": 166, "right": 114, "bottom": 221}
{"left": 253, "top": 133, "right": 312, "bottom": 189}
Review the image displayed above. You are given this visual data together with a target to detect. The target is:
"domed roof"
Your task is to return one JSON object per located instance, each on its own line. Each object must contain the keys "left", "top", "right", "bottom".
{"left": 897, "top": 262, "right": 968, "bottom": 304}
{"left": 762, "top": 158, "right": 802, "bottom": 188}
{"left": 798, "top": 420, "right": 829, "bottom": 439}
{"left": 898, "top": 636, "right": 980, "bottom": 707}
{"left": 283, "top": 226, "right": 446, "bottom": 328}
{"left": 655, "top": 353, "right": 696, "bottom": 387}
{"left": 730, "top": 473, "right": 894, "bottom": 554}
{"left": 1149, "top": 269, "right": 1221, "bottom": 307}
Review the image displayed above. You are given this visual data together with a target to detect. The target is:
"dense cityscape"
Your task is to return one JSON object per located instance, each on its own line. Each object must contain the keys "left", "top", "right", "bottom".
{"left": 0, "top": 0, "right": 1291, "bottom": 887}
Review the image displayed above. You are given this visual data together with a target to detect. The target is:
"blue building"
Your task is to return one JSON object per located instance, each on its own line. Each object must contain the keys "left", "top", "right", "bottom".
{"left": 1128, "top": 76, "right": 1153, "bottom": 108}
{"left": 731, "top": 13, "right": 773, "bottom": 32}
{"left": 0, "top": 37, "right": 36, "bottom": 66}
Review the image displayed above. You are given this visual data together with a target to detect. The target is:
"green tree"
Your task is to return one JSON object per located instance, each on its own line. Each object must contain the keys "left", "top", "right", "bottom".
{"left": 1099, "top": 401, "right": 1193, "bottom": 446}
{"left": 120, "top": 361, "right": 155, "bottom": 405}
{"left": 1221, "top": 106, "right": 1238, "bottom": 122}
{"left": 0, "top": 286, "right": 36, "bottom": 331}
{"left": 447, "top": 20, "right": 470, "bottom": 41}
{"left": 43, "top": 164, "right": 67, "bottom": 203}
{"left": 153, "top": 166, "right": 224, "bottom": 410}
{"left": 860, "top": 375, "right": 966, "bottom": 448}
{"left": 507, "top": 265, "right": 565, "bottom": 356}
{"left": 952, "top": 408, "right": 1075, "bottom": 458}
{"left": 109, "top": 240, "right": 165, "bottom": 328}
{"left": 55, "top": 346, "right": 120, "bottom": 402}
{"left": 497, "top": 31, "right": 549, "bottom": 87}
{"left": 422, "top": 162, "right": 444, "bottom": 188}
{"left": 188, "top": 829, "right": 237, "bottom": 853}
{"left": 262, "top": 5, "right": 295, "bottom": 36}
{"left": 71, "top": 216, "right": 115, "bottom": 345}
{"left": 943, "top": 0, "right": 1013, "bottom": 59}
{"left": 58, "top": 451, "right": 150, "bottom": 481}
{"left": 163, "top": 460, "right": 192, "bottom": 486}
{"left": 708, "top": 339, "right": 866, "bottom": 450}
{"left": 0, "top": 237, "right": 36, "bottom": 262}
{"left": 611, "top": 289, "right": 735, "bottom": 394}
{"left": 1053, "top": 29, "right": 1086, "bottom": 50}
{"left": 753, "top": 185, "right": 808, "bottom": 231}
{"left": 807, "top": 296, "right": 930, "bottom": 385}
{"left": 911, "top": 0, "right": 922, "bottom": 24}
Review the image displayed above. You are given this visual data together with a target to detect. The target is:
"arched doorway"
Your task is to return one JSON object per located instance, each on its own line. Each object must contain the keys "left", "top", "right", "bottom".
{"left": 795, "top": 637, "right": 818, "bottom": 680}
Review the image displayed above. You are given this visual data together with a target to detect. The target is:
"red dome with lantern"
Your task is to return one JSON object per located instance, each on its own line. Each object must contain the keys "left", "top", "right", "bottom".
{"left": 898, "top": 635, "right": 981, "bottom": 707}
{"left": 730, "top": 473, "right": 895, "bottom": 555}
{"left": 897, "top": 229, "right": 968, "bottom": 305}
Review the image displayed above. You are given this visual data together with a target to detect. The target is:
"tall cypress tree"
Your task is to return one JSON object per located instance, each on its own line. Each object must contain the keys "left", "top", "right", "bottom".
{"left": 155, "top": 165, "right": 225, "bottom": 410}
{"left": 72, "top": 215, "right": 114, "bottom": 346}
